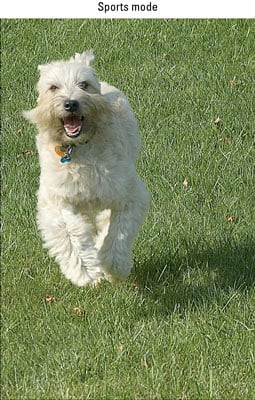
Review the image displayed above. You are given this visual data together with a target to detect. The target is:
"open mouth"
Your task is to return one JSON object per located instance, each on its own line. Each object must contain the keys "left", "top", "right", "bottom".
{"left": 63, "top": 116, "right": 84, "bottom": 138}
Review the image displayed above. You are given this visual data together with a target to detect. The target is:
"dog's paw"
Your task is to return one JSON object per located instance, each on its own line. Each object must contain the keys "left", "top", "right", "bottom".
{"left": 101, "top": 262, "right": 132, "bottom": 283}
{"left": 64, "top": 266, "right": 104, "bottom": 287}
{"left": 88, "top": 275, "right": 105, "bottom": 287}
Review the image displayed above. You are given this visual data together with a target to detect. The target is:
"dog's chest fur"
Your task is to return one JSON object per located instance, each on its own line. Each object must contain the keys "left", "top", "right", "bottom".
{"left": 37, "top": 138, "right": 133, "bottom": 209}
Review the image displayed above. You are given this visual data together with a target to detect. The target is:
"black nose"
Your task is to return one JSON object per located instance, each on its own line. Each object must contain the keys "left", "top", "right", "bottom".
{"left": 64, "top": 99, "right": 79, "bottom": 113}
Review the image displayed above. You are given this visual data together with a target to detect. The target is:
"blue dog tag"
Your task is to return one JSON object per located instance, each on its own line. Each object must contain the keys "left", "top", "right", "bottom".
{"left": 60, "top": 156, "right": 71, "bottom": 163}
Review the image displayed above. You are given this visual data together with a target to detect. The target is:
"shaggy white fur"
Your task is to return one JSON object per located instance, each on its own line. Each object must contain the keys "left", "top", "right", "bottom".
{"left": 24, "top": 51, "right": 149, "bottom": 286}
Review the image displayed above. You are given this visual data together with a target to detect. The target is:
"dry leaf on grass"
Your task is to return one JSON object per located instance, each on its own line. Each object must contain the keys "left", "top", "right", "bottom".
{"left": 119, "top": 344, "right": 124, "bottom": 353}
{"left": 183, "top": 178, "right": 188, "bottom": 188}
{"left": 226, "top": 215, "right": 235, "bottom": 223}
{"left": 72, "top": 306, "right": 83, "bottom": 315}
{"left": 21, "top": 267, "right": 33, "bottom": 278}
{"left": 131, "top": 283, "right": 140, "bottom": 291}
{"left": 214, "top": 116, "right": 221, "bottom": 126}
{"left": 17, "top": 149, "right": 37, "bottom": 158}
{"left": 45, "top": 294, "right": 55, "bottom": 303}
{"left": 229, "top": 80, "right": 241, "bottom": 87}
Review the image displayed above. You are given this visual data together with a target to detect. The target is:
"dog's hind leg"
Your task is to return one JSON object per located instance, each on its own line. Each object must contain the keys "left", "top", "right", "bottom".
{"left": 98, "top": 179, "right": 150, "bottom": 281}
{"left": 37, "top": 205, "right": 103, "bottom": 286}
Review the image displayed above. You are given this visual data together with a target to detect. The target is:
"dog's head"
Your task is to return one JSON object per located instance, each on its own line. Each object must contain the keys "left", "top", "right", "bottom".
{"left": 23, "top": 51, "right": 106, "bottom": 144}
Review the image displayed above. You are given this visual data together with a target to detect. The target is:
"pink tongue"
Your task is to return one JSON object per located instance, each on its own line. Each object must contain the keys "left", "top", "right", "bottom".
{"left": 63, "top": 117, "right": 82, "bottom": 133}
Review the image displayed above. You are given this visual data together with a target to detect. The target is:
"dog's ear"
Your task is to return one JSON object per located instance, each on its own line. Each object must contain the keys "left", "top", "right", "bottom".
{"left": 22, "top": 109, "right": 36, "bottom": 123}
{"left": 37, "top": 64, "right": 49, "bottom": 74}
{"left": 74, "top": 51, "right": 95, "bottom": 67}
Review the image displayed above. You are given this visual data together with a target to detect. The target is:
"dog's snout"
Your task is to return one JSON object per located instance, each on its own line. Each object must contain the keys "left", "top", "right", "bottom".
{"left": 64, "top": 99, "right": 79, "bottom": 113}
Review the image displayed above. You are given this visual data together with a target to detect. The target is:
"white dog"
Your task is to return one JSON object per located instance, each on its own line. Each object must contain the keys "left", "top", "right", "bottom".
{"left": 24, "top": 51, "right": 149, "bottom": 286}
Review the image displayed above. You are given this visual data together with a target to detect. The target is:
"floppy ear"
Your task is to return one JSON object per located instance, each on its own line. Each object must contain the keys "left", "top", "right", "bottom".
{"left": 37, "top": 64, "right": 50, "bottom": 75}
{"left": 22, "top": 108, "right": 37, "bottom": 123}
{"left": 74, "top": 50, "right": 95, "bottom": 66}
{"left": 38, "top": 65, "right": 46, "bottom": 72}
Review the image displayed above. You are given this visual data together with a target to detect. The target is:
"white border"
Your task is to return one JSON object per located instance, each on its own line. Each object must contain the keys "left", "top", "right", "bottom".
{"left": 1, "top": 0, "right": 254, "bottom": 18}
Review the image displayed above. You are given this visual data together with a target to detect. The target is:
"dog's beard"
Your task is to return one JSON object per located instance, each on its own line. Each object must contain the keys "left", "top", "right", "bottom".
{"left": 24, "top": 93, "right": 107, "bottom": 145}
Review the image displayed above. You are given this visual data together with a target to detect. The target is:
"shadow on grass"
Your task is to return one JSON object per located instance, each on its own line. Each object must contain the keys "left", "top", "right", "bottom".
{"left": 133, "top": 237, "right": 255, "bottom": 315}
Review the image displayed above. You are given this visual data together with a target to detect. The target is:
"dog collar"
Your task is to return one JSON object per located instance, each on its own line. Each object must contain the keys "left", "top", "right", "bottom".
{"left": 55, "top": 145, "right": 73, "bottom": 163}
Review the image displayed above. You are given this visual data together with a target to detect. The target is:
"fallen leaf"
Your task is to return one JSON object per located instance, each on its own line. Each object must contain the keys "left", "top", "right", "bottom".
{"left": 131, "top": 283, "right": 140, "bottom": 291}
{"left": 72, "top": 306, "right": 83, "bottom": 315}
{"left": 22, "top": 267, "right": 33, "bottom": 276}
{"left": 226, "top": 215, "right": 235, "bottom": 222}
{"left": 45, "top": 294, "right": 55, "bottom": 303}
{"left": 183, "top": 178, "right": 188, "bottom": 188}
{"left": 229, "top": 80, "right": 241, "bottom": 86}
{"left": 17, "top": 149, "right": 37, "bottom": 158}
{"left": 214, "top": 116, "right": 221, "bottom": 126}
{"left": 23, "top": 149, "right": 35, "bottom": 155}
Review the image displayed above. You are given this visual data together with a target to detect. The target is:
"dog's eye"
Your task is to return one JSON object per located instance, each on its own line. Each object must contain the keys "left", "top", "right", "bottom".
{"left": 50, "top": 85, "right": 59, "bottom": 91}
{"left": 79, "top": 81, "right": 88, "bottom": 91}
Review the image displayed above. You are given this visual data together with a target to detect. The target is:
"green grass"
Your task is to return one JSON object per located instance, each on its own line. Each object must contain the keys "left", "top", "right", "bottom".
{"left": 1, "top": 19, "right": 255, "bottom": 399}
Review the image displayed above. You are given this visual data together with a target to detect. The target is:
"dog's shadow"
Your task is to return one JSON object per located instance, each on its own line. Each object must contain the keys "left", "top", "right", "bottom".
{"left": 132, "top": 237, "right": 255, "bottom": 317}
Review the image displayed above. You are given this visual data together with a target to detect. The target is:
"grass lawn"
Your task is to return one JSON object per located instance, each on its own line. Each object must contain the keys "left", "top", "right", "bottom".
{"left": 1, "top": 19, "right": 255, "bottom": 399}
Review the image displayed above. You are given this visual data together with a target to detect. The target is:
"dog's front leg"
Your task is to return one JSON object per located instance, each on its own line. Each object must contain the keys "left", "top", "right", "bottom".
{"left": 98, "top": 180, "right": 149, "bottom": 281}
{"left": 37, "top": 204, "right": 103, "bottom": 286}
